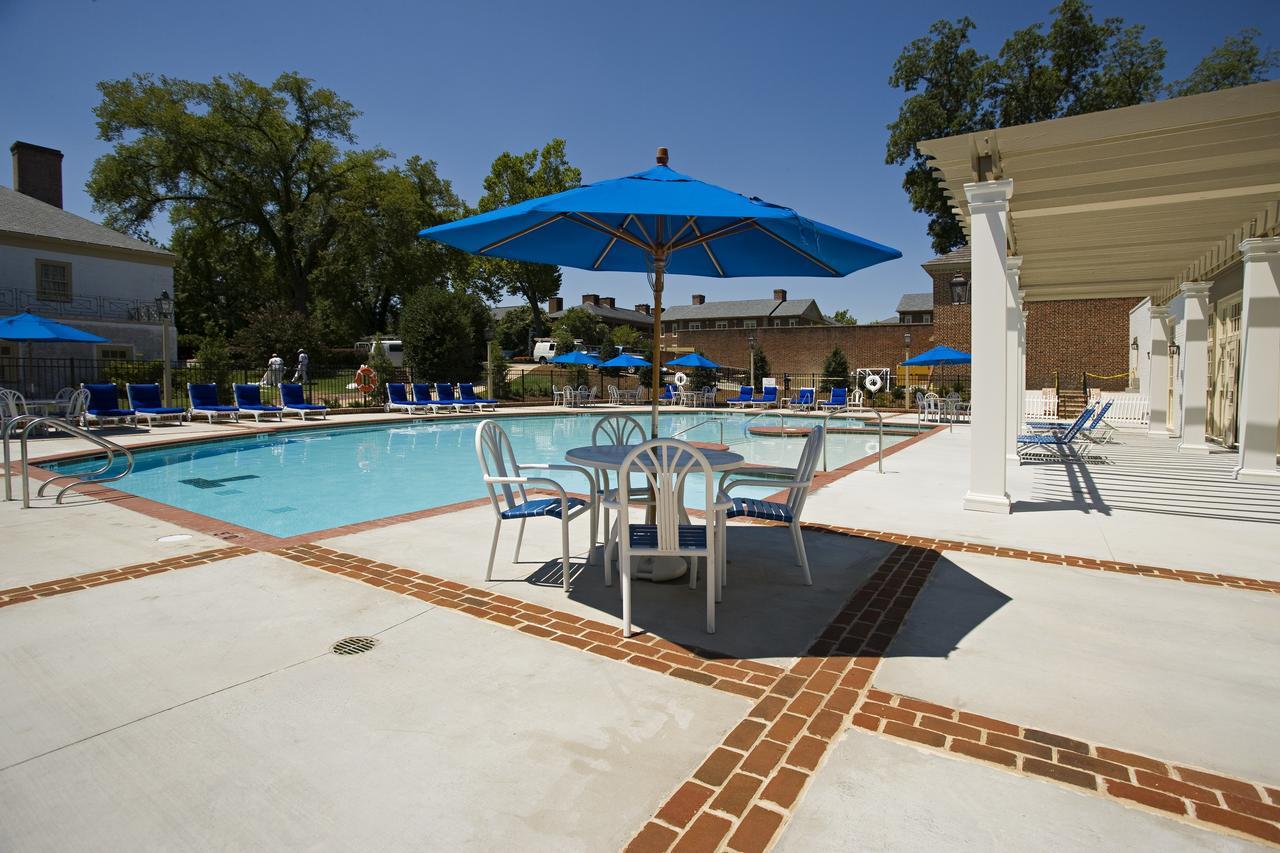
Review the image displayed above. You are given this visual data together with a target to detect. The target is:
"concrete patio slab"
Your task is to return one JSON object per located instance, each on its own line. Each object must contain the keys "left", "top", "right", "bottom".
{"left": 874, "top": 550, "right": 1280, "bottom": 785}
{"left": 0, "top": 565, "right": 743, "bottom": 852}
{"left": 324, "top": 503, "right": 894, "bottom": 663}
{"left": 0, "top": 488, "right": 228, "bottom": 588}
{"left": 777, "top": 729, "right": 1263, "bottom": 852}
{"left": 803, "top": 427, "right": 1280, "bottom": 580}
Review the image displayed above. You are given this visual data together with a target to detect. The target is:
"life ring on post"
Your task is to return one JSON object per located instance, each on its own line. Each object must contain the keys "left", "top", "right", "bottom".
{"left": 674, "top": 371, "right": 689, "bottom": 387}
{"left": 863, "top": 374, "right": 883, "bottom": 393}
{"left": 354, "top": 365, "right": 378, "bottom": 394}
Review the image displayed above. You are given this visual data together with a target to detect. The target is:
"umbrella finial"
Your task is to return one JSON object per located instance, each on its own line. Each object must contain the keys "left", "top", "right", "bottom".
{"left": 656, "top": 147, "right": 668, "bottom": 166}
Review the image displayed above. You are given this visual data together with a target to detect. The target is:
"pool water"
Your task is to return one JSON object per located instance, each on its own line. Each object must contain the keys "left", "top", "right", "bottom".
{"left": 47, "top": 413, "right": 905, "bottom": 537}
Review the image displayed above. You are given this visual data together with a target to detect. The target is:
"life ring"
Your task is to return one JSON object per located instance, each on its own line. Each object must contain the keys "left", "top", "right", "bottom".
{"left": 864, "top": 374, "right": 883, "bottom": 393}
{"left": 674, "top": 371, "right": 688, "bottom": 387}
{"left": 354, "top": 366, "right": 378, "bottom": 394}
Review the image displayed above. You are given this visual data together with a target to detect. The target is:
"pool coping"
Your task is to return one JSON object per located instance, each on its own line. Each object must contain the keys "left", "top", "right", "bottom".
{"left": 12, "top": 412, "right": 945, "bottom": 550}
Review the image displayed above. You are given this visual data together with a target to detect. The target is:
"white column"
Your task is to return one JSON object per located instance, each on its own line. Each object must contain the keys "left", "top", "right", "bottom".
{"left": 1177, "top": 282, "right": 1213, "bottom": 454}
{"left": 1235, "top": 237, "right": 1280, "bottom": 483}
{"left": 1019, "top": 301, "right": 1029, "bottom": 417}
{"left": 1005, "top": 258, "right": 1023, "bottom": 461}
{"left": 1147, "top": 306, "right": 1171, "bottom": 435}
{"left": 963, "top": 179, "right": 1013, "bottom": 513}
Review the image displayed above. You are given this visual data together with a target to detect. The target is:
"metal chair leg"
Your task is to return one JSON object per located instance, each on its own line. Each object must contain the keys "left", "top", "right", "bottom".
{"left": 514, "top": 517, "right": 526, "bottom": 561}
{"left": 791, "top": 522, "right": 812, "bottom": 585}
{"left": 561, "top": 517, "right": 571, "bottom": 593}
{"left": 486, "top": 517, "right": 501, "bottom": 581}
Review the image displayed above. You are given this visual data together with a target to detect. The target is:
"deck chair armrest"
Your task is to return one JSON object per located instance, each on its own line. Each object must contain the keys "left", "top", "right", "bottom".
{"left": 519, "top": 462, "right": 597, "bottom": 494}
{"left": 484, "top": 475, "right": 530, "bottom": 485}
{"left": 716, "top": 465, "right": 796, "bottom": 490}
{"left": 719, "top": 477, "right": 807, "bottom": 493}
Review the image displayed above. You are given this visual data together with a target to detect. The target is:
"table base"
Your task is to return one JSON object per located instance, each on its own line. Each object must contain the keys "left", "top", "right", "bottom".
{"left": 589, "top": 545, "right": 689, "bottom": 582}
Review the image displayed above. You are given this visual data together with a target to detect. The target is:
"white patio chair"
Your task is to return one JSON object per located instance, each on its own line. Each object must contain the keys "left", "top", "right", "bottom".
{"left": 0, "top": 388, "right": 28, "bottom": 428}
{"left": 551, "top": 384, "right": 566, "bottom": 407}
{"left": 591, "top": 414, "right": 647, "bottom": 570}
{"left": 52, "top": 387, "right": 77, "bottom": 417}
{"left": 608, "top": 385, "right": 620, "bottom": 406}
{"left": 715, "top": 425, "right": 824, "bottom": 589}
{"left": 602, "top": 438, "right": 730, "bottom": 637}
{"left": 475, "top": 419, "right": 596, "bottom": 592}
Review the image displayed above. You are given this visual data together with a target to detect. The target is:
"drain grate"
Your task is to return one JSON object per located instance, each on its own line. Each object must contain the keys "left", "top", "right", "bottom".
{"left": 331, "top": 636, "right": 378, "bottom": 656}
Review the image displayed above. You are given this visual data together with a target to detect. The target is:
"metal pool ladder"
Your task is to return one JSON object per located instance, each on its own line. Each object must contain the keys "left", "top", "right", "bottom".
{"left": 3, "top": 416, "right": 135, "bottom": 508}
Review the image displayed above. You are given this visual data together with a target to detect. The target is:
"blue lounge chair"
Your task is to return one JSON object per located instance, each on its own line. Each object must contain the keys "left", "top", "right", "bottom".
{"left": 436, "top": 382, "right": 473, "bottom": 412}
{"left": 387, "top": 382, "right": 431, "bottom": 414}
{"left": 459, "top": 383, "right": 498, "bottom": 411}
{"left": 1017, "top": 405, "right": 1098, "bottom": 461}
{"left": 187, "top": 383, "right": 239, "bottom": 423}
{"left": 412, "top": 383, "right": 451, "bottom": 413}
{"left": 233, "top": 384, "right": 284, "bottom": 422}
{"left": 750, "top": 386, "right": 779, "bottom": 408}
{"left": 658, "top": 384, "right": 677, "bottom": 405}
{"left": 125, "top": 383, "right": 185, "bottom": 426}
{"left": 788, "top": 388, "right": 816, "bottom": 410}
{"left": 819, "top": 387, "right": 849, "bottom": 412}
{"left": 725, "top": 386, "right": 754, "bottom": 408}
{"left": 1027, "top": 399, "right": 1113, "bottom": 436}
{"left": 82, "top": 383, "right": 138, "bottom": 428}
{"left": 280, "top": 383, "right": 327, "bottom": 420}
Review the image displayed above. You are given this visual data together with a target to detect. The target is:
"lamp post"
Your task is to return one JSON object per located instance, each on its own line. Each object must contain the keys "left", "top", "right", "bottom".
{"left": 155, "top": 290, "right": 174, "bottom": 406}
{"left": 484, "top": 319, "right": 496, "bottom": 402}
{"left": 747, "top": 333, "right": 758, "bottom": 389}
{"left": 903, "top": 331, "right": 912, "bottom": 388}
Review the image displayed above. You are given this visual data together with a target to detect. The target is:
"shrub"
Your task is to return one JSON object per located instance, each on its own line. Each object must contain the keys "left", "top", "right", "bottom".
{"left": 400, "top": 286, "right": 489, "bottom": 383}
{"left": 820, "top": 347, "right": 850, "bottom": 392}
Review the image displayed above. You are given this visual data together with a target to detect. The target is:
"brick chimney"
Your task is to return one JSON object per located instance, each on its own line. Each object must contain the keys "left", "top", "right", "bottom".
{"left": 773, "top": 288, "right": 787, "bottom": 302}
{"left": 547, "top": 296, "right": 564, "bottom": 313}
{"left": 11, "top": 141, "right": 63, "bottom": 209}
{"left": 692, "top": 294, "right": 706, "bottom": 305}
{"left": 634, "top": 303, "right": 651, "bottom": 315}
{"left": 582, "top": 293, "right": 599, "bottom": 306}
{"left": 600, "top": 297, "right": 615, "bottom": 309}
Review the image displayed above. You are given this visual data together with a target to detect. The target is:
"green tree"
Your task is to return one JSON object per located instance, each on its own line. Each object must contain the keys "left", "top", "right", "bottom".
{"left": 475, "top": 140, "right": 582, "bottom": 336}
{"left": 365, "top": 334, "right": 397, "bottom": 404}
{"left": 820, "top": 347, "right": 851, "bottom": 392}
{"left": 550, "top": 306, "right": 609, "bottom": 352}
{"left": 830, "top": 309, "right": 858, "bottom": 326}
{"left": 494, "top": 305, "right": 534, "bottom": 356}
{"left": 89, "top": 72, "right": 388, "bottom": 314}
{"left": 608, "top": 323, "right": 645, "bottom": 353}
{"left": 486, "top": 341, "right": 512, "bottom": 399}
{"left": 400, "top": 287, "right": 489, "bottom": 381}
{"left": 1170, "top": 29, "right": 1280, "bottom": 96}
{"left": 751, "top": 346, "right": 771, "bottom": 390}
{"left": 232, "top": 301, "right": 327, "bottom": 365}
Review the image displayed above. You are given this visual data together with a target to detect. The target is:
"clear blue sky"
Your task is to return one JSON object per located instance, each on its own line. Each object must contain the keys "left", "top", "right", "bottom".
{"left": 1, "top": 0, "right": 1274, "bottom": 323}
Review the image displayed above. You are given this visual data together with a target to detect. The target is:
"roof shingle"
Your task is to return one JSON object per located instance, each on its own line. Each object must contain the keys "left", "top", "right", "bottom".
{"left": 0, "top": 185, "right": 173, "bottom": 258}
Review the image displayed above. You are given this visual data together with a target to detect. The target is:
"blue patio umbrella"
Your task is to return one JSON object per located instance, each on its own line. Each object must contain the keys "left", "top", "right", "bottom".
{"left": 600, "top": 352, "right": 652, "bottom": 368}
{"left": 419, "top": 148, "right": 901, "bottom": 435}
{"left": 665, "top": 352, "right": 721, "bottom": 369}
{"left": 0, "top": 312, "right": 108, "bottom": 343}
{"left": 901, "top": 345, "right": 971, "bottom": 366}
{"left": 551, "top": 350, "right": 603, "bottom": 366}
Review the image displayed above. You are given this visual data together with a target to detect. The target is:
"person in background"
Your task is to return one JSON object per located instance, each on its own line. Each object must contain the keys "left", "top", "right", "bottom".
{"left": 292, "top": 349, "right": 309, "bottom": 384}
{"left": 262, "top": 352, "right": 285, "bottom": 386}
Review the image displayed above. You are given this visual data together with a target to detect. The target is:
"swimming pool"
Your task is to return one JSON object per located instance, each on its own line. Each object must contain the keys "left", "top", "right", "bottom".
{"left": 47, "top": 412, "right": 908, "bottom": 537}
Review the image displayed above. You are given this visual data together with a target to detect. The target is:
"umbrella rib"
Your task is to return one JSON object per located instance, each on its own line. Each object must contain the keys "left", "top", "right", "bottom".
{"left": 592, "top": 214, "right": 641, "bottom": 269}
{"left": 668, "top": 218, "right": 756, "bottom": 253}
{"left": 477, "top": 213, "right": 570, "bottom": 255}
{"left": 666, "top": 216, "right": 697, "bottom": 247}
{"left": 687, "top": 220, "right": 726, "bottom": 277}
{"left": 569, "top": 213, "right": 653, "bottom": 253}
{"left": 750, "top": 223, "right": 840, "bottom": 275}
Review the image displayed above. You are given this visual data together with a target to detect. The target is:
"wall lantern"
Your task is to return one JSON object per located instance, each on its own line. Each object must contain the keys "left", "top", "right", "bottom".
{"left": 950, "top": 273, "right": 970, "bottom": 305}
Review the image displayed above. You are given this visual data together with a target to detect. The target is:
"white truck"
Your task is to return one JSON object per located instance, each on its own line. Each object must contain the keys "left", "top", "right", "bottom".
{"left": 355, "top": 339, "right": 405, "bottom": 367}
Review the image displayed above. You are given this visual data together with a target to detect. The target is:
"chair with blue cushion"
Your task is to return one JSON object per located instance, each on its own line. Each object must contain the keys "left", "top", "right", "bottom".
{"left": 750, "top": 385, "right": 779, "bottom": 409}
{"left": 725, "top": 386, "right": 754, "bottom": 408}
{"left": 280, "top": 383, "right": 327, "bottom": 420}
{"left": 459, "top": 382, "right": 498, "bottom": 411}
{"left": 1017, "top": 405, "right": 1101, "bottom": 461}
{"left": 602, "top": 438, "right": 729, "bottom": 638}
{"left": 715, "top": 425, "right": 824, "bottom": 589}
{"left": 125, "top": 383, "right": 186, "bottom": 426}
{"left": 1026, "top": 399, "right": 1112, "bottom": 438}
{"left": 788, "top": 387, "right": 816, "bottom": 410}
{"left": 82, "top": 383, "right": 138, "bottom": 428}
{"left": 658, "top": 384, "right": 677, "bottom": 405}
{"left": 187, "top": 383, "right": 239, "bottom": 423}
{"left": 475, "top": 419, "right": 596, "bottom": 592}
{"left": 436, "top": 382, "right": 473, "bottom": 412}
{"left": 590, "top": 414, "right": 647, "bottom": 566}
{"left": 820, "top": 387, "right": 849, "bottom": 412}
{"left": 386, "top": 382, "right": 430, "bottom": 414}
{"left": 233, "top": 384, "right": 284, "bottom": 422}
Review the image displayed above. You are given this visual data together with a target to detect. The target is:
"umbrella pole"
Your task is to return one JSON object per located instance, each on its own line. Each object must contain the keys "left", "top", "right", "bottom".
{"left": 650, "top": 256, "right": 665, "bottom": 439}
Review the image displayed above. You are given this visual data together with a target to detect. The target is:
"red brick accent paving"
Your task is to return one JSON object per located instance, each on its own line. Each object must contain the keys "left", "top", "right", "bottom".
{"left": 271, "top": 544, "right": 785, "bottom": 700}
{"left": 860, "top": 691, "right": 1280, "bottom": 847}
{"left": 0, "top": 546, "right": 254, "bottom": 608}
{"left": 625, "top": 544, "right": 941, "bottom": 853}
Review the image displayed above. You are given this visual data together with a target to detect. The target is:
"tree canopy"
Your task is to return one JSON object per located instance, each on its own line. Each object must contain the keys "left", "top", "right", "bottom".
{"left": 886, "top": 2, "right": 1273, "bottom": 255}
{"left": 399, "top": 286, "right": 490, "bottom": 381}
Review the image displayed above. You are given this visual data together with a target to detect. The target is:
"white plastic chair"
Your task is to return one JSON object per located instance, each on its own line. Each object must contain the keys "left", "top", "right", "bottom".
{"left": 715, "top": 425, "right": 824, "bottom": 589}
{"left": 608, "top": 385, "right": 620, "bottom": 406}
{"left": 591, "top": 414, "right": 646, "bottom": 567}
{"left": 0, "top": 388, "right": 28, "bottom": 428}
{"left": 52, "top": 387, "right": 77, "bottom": 417}
{"left": 551, "top": 384, "right": 565, "bottom": 406}
{"left": 602, "top": 438, "right": 730, "bottom": 638}
{"left": 475, "top": 420, "right": 596, "bottom": 592}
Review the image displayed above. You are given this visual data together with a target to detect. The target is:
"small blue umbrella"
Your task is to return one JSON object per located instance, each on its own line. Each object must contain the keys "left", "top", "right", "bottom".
{"left": 0, "top": 312, "right": 108, "bottom": 343}
{"left": 420, "top": 148, "right": 901, "bottom": 435}
{"left": 665, "top": 352, "right": 720, "bottom": 369}
{"left": 551, "top": 350, "right": 602, "bottom": 366}
{"left": 600, "top": 352, "right": 651, "bottom": 368}
{"left": 902, "top": 345, "right": 971, "bottom": 366}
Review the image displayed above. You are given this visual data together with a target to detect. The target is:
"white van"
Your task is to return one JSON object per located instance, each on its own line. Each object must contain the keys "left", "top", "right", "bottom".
{"left": 355, "top": 339, "right": 405, "bottom": 367}
{"left": 532, "top": 338, "right": 584, "bottom": 364}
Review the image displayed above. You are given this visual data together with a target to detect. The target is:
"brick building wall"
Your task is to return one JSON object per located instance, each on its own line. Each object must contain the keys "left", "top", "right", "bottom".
{"left": 1025, "top": 297, "right": 1140, "bottom": 391}
{"left": 671, "top": 323, "right": 919, "bottom": 377}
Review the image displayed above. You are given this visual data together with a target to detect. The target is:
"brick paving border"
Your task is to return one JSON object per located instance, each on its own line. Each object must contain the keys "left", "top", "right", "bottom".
{"left": 858, "top": 691, "right": 1280, "bottom": 847}
{"left": 0, "top": 546, "right": 254, "bottom": 608}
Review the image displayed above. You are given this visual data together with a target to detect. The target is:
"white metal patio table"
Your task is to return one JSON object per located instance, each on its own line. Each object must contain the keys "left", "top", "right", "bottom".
{"left": 564, "top": 443, "right": 744, "bottom": 582}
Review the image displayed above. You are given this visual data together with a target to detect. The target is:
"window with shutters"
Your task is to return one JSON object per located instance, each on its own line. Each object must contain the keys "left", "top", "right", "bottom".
{"left": 36, "top": 260, "right": 72, "bottom": 302}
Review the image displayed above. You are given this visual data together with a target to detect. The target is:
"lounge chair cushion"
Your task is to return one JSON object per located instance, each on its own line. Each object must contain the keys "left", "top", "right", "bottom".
{"left": 136, "top": 407, "right": 186, "bottom": 415}
{"left": 240, "top": 404, "right": 282, "bottom": 412}
{"left": 286, "top": 403, "right": 326, "bottom": 410}
{"left": 88, "top": 408, "right": 135, "bottom": 417}
{"left": 725, "top": 497, "right": 793, "bottom": 523}
{"left": 627, "top": 524, "right": 708, "bottom": 549}
{"left": 500, "top": 496, "right": 587, "bottom": 520}
{"left": 194, "top": 404, "right": 239, "bottom": 412}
